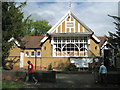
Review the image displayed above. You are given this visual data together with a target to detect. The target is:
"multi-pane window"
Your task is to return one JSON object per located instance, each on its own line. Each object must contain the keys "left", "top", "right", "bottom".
{"left": 31, "top": 51, "right": 35, "bottom": 57}
{"left": 37, "top": 52, "right": 41, "bottom": 57}
{"left": 53, "top": 36, "right": 88, "bottom": 57}
{"left": 25, "top": 51, "right": 29, "bottom": 57}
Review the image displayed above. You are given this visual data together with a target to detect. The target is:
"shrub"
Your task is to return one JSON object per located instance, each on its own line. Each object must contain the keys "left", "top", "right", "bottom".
{"left": 48, "top": 63, "right": 52, "bottom": 70}
{"left": 117, "top": 51, "right": 120, "bottom": 57}
{"left": 3, "top": 66, "right": 11, "bottom": 70}
{"left": 63, "top": 64, "right": 78, "bottom": 71}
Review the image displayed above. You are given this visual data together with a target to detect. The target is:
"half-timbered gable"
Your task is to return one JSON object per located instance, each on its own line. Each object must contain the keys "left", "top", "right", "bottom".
{"left": 48, "top": 11, "right": 93, "bottom": 34}
{"left": 47, "top": 10, "right": 99, "bottom": 58}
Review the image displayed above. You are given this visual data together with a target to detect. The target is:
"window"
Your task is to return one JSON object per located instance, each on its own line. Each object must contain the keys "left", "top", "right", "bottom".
{"left": 37, "top": 52, "right": 41, "bottom": 57}
{"left": 53, "top": 36, "right": 88, "bottom": 57}
{"left": 95, "top": 46, "right": 97, "bottom": 50}
{"left": 44, "top": 46, "right": 46, "bottom": 50}
{"left": 31, "top": 51, "right": 35, "bottom": 57}
{"left": 25, "top": 51, "right": 29, "bottom": 57}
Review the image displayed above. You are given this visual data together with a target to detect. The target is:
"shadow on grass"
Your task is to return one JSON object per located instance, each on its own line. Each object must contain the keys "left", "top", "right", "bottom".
{"left": 2, "top": 81, "right": 24, "bottom": 88}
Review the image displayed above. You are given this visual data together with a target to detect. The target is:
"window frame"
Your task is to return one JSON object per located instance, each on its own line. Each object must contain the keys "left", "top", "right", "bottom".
{"left": 31, "top": 51, "right": 35, "bottom": 57}
{"left": 53, "top": 36, "right": 88, "bottom": 57}
{"left": 25, "top": 51, "right": 29, "bottom": 57}
{"left": 37, "top": 51, "right": 41, "bottom": 57}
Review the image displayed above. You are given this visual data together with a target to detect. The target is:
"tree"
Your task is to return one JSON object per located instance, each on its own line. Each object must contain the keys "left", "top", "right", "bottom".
{"left": 2, "top": 2, "right": 29, "bottom": 66}
{"left": 29, "top": 20, "right": 52, "bottom": 36}
{"left": 2, "top": 2, "right": 52, "bottom": 68}
{"left": 108, "top": 15, "right": 120, "bottom": 54}
{"left": 24, "top": 19, "right": 33, "bottom": 36}
{"left": 25, "top": 19, "right": 52, "bottom": 36}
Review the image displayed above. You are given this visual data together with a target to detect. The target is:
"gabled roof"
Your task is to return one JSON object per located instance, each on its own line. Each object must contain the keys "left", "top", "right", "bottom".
{"left": 92, "top": 34, "right": 100, "bottom": 43}
{"left": 8, "top": 37, "right": 21, "bottom": 47}
{"left": 9, "top": 36, "right": 45, "bottom": 49}
{"left": 47, "top": 10, "right": 93, "bottom": 34}
{"left": 97, "top": 36, "right": 115, "bottom": 49}
{"left": 18, "top": 36, "right": 44, "bottom": 49}
{"left": 97, "top": 36, "right": 107, "bottom": 47}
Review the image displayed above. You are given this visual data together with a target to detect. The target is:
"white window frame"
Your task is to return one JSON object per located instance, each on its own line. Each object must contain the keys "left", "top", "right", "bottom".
{"left": 37, "top": 51, "right": 41, "bottom": 57}
{"left": 31, "top": 51, "right": 35, "bottom": 57}
{"left": 52, "top": 36, "right": 88, "bottom": 57}
{"left": 25, "top": 51, "right": 29, "bottom": 57}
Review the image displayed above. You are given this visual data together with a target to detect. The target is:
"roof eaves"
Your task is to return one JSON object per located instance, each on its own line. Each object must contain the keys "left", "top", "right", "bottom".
{"left": 41, "top": 36, "right": 48, "bottom": 43}
{"left": 92, "top": 34, "right": 101, "bottom": 43}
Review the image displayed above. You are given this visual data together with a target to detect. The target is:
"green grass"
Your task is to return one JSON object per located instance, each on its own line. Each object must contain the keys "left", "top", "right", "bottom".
{"left": 2, "top": 81, "right": 24, "bottom": 88}
{"left": 0, "top": 67, "right": 2, "bottom": 70}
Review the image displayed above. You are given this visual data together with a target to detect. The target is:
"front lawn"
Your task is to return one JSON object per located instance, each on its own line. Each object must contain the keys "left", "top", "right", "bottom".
{"left": 2, "top": 81, "right": 24, "bottom": 88}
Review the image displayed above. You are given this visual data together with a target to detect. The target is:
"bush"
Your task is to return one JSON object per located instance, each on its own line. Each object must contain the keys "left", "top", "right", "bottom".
{"left": 48, "top": 63, "right": 52, "bottom": 70}
{"left": 117, "top": 51, "right": 120, "bottom": 57}
{"left": 63, "top": 64, "right": 78, "bottom": 71}
{"left": 3, "top": 66, "right": 11, "bottom": 70}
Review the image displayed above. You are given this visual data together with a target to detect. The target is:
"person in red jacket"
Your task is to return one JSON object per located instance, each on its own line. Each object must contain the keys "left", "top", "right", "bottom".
{"left": 25, "top": 61, "right": 38, "bottom": 84}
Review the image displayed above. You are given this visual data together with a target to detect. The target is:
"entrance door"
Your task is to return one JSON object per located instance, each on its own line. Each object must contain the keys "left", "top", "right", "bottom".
{"left": 104, "top": 49, "right": 112, "bottom": 69}
{"left": 20, "top": 52, "right": 24, "bottom": 68}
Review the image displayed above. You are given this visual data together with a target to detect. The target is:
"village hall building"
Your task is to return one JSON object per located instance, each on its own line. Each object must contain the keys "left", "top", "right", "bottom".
{"left": 6, "top": 9, "right": 102, "bottom": 70}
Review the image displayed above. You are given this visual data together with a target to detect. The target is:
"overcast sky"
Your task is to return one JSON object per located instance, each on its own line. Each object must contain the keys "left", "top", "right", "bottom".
{"left": 19, "top": 0, "right": 119, "bottom": 36}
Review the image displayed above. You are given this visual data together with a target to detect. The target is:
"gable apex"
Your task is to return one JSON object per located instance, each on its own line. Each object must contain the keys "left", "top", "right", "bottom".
{"left": 47, "top": 10, "right": 93, "bottom": 34}
{"left": 47, "top": 10, "right": 71, "bottom": 34}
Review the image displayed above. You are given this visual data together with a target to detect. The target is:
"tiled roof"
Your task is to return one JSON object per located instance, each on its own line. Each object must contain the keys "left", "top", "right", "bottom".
{"left": 97, "top": 36, "right": 107, "bottom": 47}
{"left": 18, "top": 36, "right": 45, "bottom": 49}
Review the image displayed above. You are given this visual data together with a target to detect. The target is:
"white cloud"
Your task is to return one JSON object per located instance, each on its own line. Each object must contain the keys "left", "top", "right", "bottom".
{"left": 22, "top": 1, "right": 118, "bottom": 36}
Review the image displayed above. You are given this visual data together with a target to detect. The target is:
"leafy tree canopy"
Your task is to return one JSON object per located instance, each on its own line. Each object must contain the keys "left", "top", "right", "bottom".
{"left": 108, "top": 15, "right": 120, "bottom": 53}
{"left": 25, "top": 19, "right": 52, "bottom": 36}
{"left": 2, "top": 2, "right": 28, "bottom": 66}
{"left": 2, "top": 2, "right": 52, "bottom": 67}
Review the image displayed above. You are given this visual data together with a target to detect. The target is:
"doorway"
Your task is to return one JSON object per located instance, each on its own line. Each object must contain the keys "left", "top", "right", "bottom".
{"left": 20, "top": 52, "right": 24, "bottom": 68}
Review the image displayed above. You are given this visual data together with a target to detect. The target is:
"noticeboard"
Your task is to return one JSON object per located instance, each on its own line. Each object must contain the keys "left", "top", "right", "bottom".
{"left": 70, "top": 58, "right": 93, "bottom": 68}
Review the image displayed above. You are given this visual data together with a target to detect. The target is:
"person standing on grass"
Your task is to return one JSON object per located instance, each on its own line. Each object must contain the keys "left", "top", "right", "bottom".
{"left": 25, "top": 61, "right": 38, "bottom": 84}
{"left": 99, "top": 62, "right": 107, "bottom": 86}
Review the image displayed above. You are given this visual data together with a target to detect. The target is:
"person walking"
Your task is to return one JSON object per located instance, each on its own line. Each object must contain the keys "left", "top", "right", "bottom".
{"left": 25, "top": 61, "right": 38, "bottom": 84}
{"left": 99, "top": 62, "right": 107, "bottom": 86}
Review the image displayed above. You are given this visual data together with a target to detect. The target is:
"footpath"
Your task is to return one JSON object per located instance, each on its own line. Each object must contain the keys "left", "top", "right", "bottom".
{"left": 21, "top": 71, "right": 120, "bottom": 88}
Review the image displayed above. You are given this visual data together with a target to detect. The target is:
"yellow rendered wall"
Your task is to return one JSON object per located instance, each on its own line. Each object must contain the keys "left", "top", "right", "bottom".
{"left": 41, "top": 39, "right": 52, "bottom": 57}
{"left": 5, "top": 46, "right": 21, "bottom": 67}
{"left": 18, "top": 39, "right": 52, "bottom": 69}
{"left": 71, "top": 28, "right": 74, "bottom": 32}
{"left": 89, "top": 39, "right": 100, "bottom": 57}
{"left": 23, "top": 49, "right": 41, "bottom": 67}
{"left": 58, "top": 26, "right": 61, "bottom": 33}
{"left": 40, "top": 57, "right": 70, "bottom": 69}
{"left": 75, "top": 21, "right": 78, "bottom": 32}
{"left": 8, "top": 46, "right": 21, "bottom": 56}
{"left": 52, "top": 16, "right": 90, "bottom": 33}
{"left": 71, "top": 17, "right": 74, "bottom": 21}
{"left": 80, "top": 25, "right": 83, "bottom": 32}
{"left": 84, "top": 28, "right": 88, "bottom": 32}
{"left": 53, "top": 29, "right": 56, "bottom": 33}
{"left": 67, "top": 28, "right": 69, "bottom": 32}
{"left": 62, "top": 21, "right": 65, "bottom": 33}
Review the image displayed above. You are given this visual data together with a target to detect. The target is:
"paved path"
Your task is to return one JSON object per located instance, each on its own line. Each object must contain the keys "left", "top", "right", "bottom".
{"left": 23, "top": 73, "right": 120, "bottom": 88}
